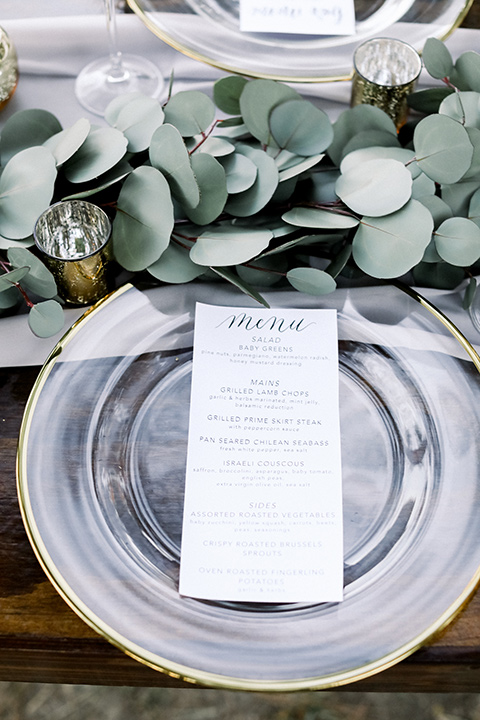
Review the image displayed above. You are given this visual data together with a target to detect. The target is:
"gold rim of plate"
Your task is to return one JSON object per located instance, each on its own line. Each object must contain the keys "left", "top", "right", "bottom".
{"left": 126, "top": 0, "right": 474, "bottom": 83}
{"left": 15, "top": 282, "right": 480, "bottom": 691}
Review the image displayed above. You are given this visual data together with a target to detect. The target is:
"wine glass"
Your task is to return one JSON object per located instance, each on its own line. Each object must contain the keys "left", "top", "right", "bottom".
{"left": 75, "top": 0, "right": 164, "bottom": 116}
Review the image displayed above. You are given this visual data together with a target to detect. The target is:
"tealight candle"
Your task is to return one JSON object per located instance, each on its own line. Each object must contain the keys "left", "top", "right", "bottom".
{"left": 0, "top": 27, "right": 18, "bottom": 110}
{"left": 34, "top": 200, "right": 113, "bottom": 306}
{"left": 351, "top": 38, "right": 422, "bottom": 129}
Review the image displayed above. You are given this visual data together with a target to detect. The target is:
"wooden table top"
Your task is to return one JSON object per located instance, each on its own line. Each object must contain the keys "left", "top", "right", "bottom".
{"left": 2, "top": 1, "right": 480, "bottom": 691}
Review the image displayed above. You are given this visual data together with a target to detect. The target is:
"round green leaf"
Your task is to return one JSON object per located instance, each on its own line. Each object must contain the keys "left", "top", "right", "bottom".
{"left": 413, "top": 260, "right": 465, "bottom": 289}
{"left": 62, "top": 159, "right": 132, "bottom": 200}
{"left": 237, "top": 254, "right": 287, "bottom": 287}
{"left": 214, "top": 76, "right": 249, "bottom": 115}
{"left": 411, "top": 172, "right": 436, "bottom": 199}
{"left": 418, "top": 194, "right": 453, "bottom": 228}
{"left": 0, "top": 146, "right": 57, "bottom": 239}
{"left": 434, "top": 216, "right": 480, "bottom": 266}
{"left": 196, "top": 137, "right": 235, "bottom": 157}
{"left": 147, "top": 241, "right": 205, "bottom": 283}
{"left": 442, "top": 179, "right": 479, "bottom": 216}
{"left": 0, "top": 109, "right": 62, "bottom": 166}
{"left": 341, "top": 129, "right": 400, "bottom": 159}
{"left": 0, "top": 285, "right": 21, "bottom": 311}
{"left": 163, "top": 91, "right": 215, "bottom": 136}
{"left": 190, "top": 227, "right": 272, "bottom": 266}
{"left": 278, "top": 153, "right": 324, "bottom": 182}
{"left": 64, "top": 126, "right": 128, "bottom": 183}
{"left": 422, "top": 37, "right": 454, "bottom": 80}
{"left": 113, "top": 165, "right": 174, "bottom": 271}
{"left": 149, "top": 123, "right": 200, "bottom": 208}
{"left": 439, "top": 91, "right": 480, "bottom": 129}
{"left": 454, "top": 51, "right": 480, "bottom": 92}
{"left": 336, "top": 158, "right": 412, "bottom": 216}
{"left": 413, "top": 114, "right": 474, "bottom": 184}
{"left": 407, "top": 87, "right": 454, "bottom": 115}
{"left": 225, "top": 145, "right": 278, "bottom": 217}
{"left": 185, "top": 153, "right": 228, "bottom": 225}
{"left": 469, "top": 186, "right": 480, "bottom": 227}
{"left": 239, "top": 79, "right": 300, "bottom": 146}
{"left": 462, "top": 127, "right": 480, "bottom": 179}
{"left": 220, "top": 152, "right": 257, "bottom": 194}
{"left": 7, "top": 246, "right": 57, "bottom": 298}
{"left": 341, "top": 146, "right": 417, "bottom": 176}
{"left": 352, "top": 199, "right": 434, "bottom": 278}
{"left": 106, "top": 93, "right": 165, "bottom": 153}
{"left": 28, "top": 300, "right": 64, "bottom": 338}
{"left": 463, "top": 276, "right": 477, "bottom": 309}
{"left": 0, "top": 265, "right": 29, "bottom": 291}
{"left": 43, "top": 118, "right": 91, "bottom": 167}
{"left": 328, "top": 105, "right": 397, "bottom": 166}
{"left": 286, "top": 267, "right": 336, "bottom": 295}
{"left": 269, "top": 100, "right": 333, "bottom": 156}
{"left": 0, "top": 235, "right": 34, "bottom": 250}
{"left": 282, "top": 206, "right": 359, "bottom": 229}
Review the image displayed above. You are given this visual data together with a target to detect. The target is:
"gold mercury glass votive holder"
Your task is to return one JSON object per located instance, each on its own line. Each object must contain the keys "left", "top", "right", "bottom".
{"left": 34, "top": 200, "right": 113, "bottom": 306}
{"left": 351, "top": 38, "right": 422, "bottom": 129}
{"left": 0, "top": 26, "right": 18, "bottom": 110}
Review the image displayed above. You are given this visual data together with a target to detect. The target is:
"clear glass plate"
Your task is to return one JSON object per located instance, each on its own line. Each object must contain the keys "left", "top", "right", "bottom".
{"left": 127, "top": 0, "right": 473, "bottom": 81}
{"left": 17, "top": 282, "right": 480, "bottom": 690}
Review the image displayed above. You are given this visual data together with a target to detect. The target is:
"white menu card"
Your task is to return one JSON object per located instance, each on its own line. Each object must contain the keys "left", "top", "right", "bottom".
{"left": 179, "top": 303, "right": 343, "bottom": 603}
{"left": 239, "top": 0, "right": 356, "bottom": 36}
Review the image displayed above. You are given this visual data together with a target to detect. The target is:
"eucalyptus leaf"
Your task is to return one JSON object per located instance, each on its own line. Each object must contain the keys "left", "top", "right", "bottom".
{"left": 439, "top": 91, "right": 480, "bottom": 129}
{"left": 454, "top": 51, "right": 480, "bottom": 92}
{"left": 412, "top": 260, "right": 465, "bottom": 289}
{"left": 7, "top": 247, "right": 57, "bottom": 298}
{"left": 113, "top": 165, "right": 174, "bottom": 271}
{"left": 422, "top": 37, "right": 454, "bottom": 79}
{"left": 220, "top": 152, "right": 257, "bottom": 194}
{"left": 282, "top": 206, "right": 359, "bottom": 229}
{"left": 269, "top": 100, "right": 333, "bottom": 156}
{"left": 421, "top": 238, "right": 442, "bottom": 263}
{"left": 341, "top": 129, "right": 400, "bottom": 160}
{"left": 463, "top": 276, "right": 477, "bottom": 309}
{"left": 418, "top": 194, "right": 453, "bottom": 227}
{"left": 407, "top": 87, "right": 454, "bottom": 114}
{"left": 462, "top": 126, "right": 480, "bottom": 179}
{"left": 328, "top": 104, "right": 397, "bottom": 166}
{"left": 210, "top": 265, "right": 269, "bottom": 307}
{"left": 225, "top": 145, "right": 278, "bottom": 217}
{"left": 469, "top": 186, "right": 480, "bottom": 227}
{"left": 0, "top": 109, "right": 63, "bottom": 166}
{"left": 352, "top": 199, "right": 434, "bottom": 278}
{"left": 239, "top": 79, "right": 300, "bottom": 146}
{"left": 414, "top": 114, "right": 474, "bottom": 184}
{"left": 214, "top": 76, "right": 249, "bottom": 115}
{"left": 43, "top": 118, "right": 91, "bottom": 167}
{"left": 0, "top": 265, "right": 29, "bottom": 291}
{"left": 434, "top": 216, "right": 480, "bottom": 265}
{"left": 185, "top": 153, "right": 228, "bottom": 225}
{"left": 336, "top": 158, "right": 412, "bottom": 216}
{"left": 0, "top": 235, "right": 34, "bottom": 250}
{"left": 106, "top": 94, "right": 165, "bottom": 152}
{"left": 149, "top": 123, "right": 200, "bottom": 208}
{"left": 278, "top": 154, "right": 324, "bottom": 182}
{"left": 196, "top": 137, "right": 235, "bottom": 157}
{"left": 0, "top": 285, "right": 20, "bottom": 311}
{"left": 326, "top": 243, "right": 352, "bottom": 278}
{"left": 411, "top": 172, "right": 436, "bottom": 199}
{"left": 190, "top": 227, "right": 272, "bottom": 266}
{"left": 28, "top": 299, "right": 64, "bottom": 338}
{"left": 286, "top": 267, "right": 336, "bottom": 295}
{"left": 0, "top": 146, "right": 57, "bottom": 239}
{"left": 236, "top": 254, "right": 287, "bottom": 287}
{"left": 441, "top": 179, "right": 479, "bottom": 216}
{"left": 163, "top": 90, "right": 215, "bottom": 136}
{"left": 63, "top": 126, "right": 128, "bottom": 183}
{"left": 340, "top": 146, "right": 417, "bottom": 176}
{"left": 61, "top": 159, "right": 132, "bottom": 200}
{"left": 147, "top": 240, "right": 205, "bottom": 283}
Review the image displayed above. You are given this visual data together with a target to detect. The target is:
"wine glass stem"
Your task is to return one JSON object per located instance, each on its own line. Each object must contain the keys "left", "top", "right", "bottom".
{"left": 105, "top": 0, "right": 129, "bottom": 83}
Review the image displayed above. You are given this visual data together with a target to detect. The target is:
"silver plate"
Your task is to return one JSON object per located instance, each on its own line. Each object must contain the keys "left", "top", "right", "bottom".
{"left": 17, "top": 282, "right": 480, "bottom": 690}
{"left": 127, "top": 0, "right": 473, "bottom": 81}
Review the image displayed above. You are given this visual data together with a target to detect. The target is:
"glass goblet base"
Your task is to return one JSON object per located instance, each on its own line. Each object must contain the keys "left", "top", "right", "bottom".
{"left": 75, "top": 53, "right": 164, "bottom": 116}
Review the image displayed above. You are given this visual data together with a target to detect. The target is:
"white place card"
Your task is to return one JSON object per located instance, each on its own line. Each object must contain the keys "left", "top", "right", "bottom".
{"left": 239, "top": 0, "right": 356, "bottom": 36}
{"left": 179, "top": 303, "right": 343, "bottom": 603}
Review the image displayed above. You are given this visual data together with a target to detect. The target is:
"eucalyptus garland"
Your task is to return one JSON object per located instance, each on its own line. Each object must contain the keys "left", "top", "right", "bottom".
{"left": 1, "top": 37, "right": 480, "bottom": 337}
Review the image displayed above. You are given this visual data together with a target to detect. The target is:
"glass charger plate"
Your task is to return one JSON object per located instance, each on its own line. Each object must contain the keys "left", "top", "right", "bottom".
{"left": 17, "top": 282, "right": 480, "bottom": 691}
{"left": 127, "top": 0, "right": 473, "bottom": 81}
